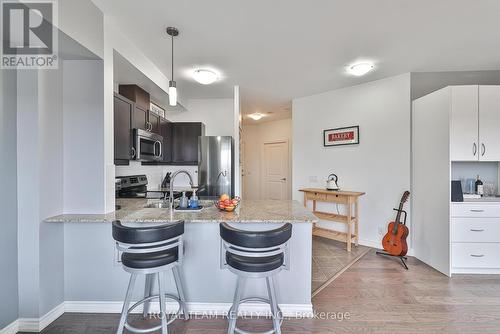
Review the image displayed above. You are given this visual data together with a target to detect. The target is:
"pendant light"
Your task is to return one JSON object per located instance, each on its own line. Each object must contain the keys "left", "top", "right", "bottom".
{"left": 166, "top": 27, "right": 179, "bottom": 106}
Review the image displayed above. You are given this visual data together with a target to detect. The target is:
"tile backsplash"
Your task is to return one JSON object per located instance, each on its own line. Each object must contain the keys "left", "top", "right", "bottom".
{"left": 115, "top": 161, "right": 198, "bottom": 190}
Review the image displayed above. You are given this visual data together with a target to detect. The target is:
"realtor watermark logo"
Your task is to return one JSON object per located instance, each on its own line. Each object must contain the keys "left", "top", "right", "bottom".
{"left": 1, "top": 0, "right": 58, "bottom": 69}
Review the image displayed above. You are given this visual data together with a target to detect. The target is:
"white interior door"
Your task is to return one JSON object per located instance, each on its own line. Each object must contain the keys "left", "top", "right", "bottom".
{"left": 479, "top": 85, "right": 500, "bottom": 161}
{"left": 450, "top": 86, "right": 479, "bottom": 161}
{"left": 262, "top": 141, "right": 289, "bottom": 200}
{"left": 412, "top": 88, "right": 451, "bottom": 276}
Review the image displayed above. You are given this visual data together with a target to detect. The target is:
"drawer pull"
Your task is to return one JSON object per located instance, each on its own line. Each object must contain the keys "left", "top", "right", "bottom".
{"left": 470, "top": 229, "right": 485, "bottom": 232}
{"left": 470, "top": 254, "right": 485, "bottom": 258}
{"left": 470, "top": 209, "right": 485, "bottom": 212}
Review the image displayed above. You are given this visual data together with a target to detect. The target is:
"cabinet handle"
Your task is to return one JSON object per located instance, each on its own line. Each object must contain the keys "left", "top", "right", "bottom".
{"left": 130, "top": 147, "right": 136, "bottom": 159}
{"left": 470, "top": 254, "right": 484, "bottom": 258}
{"left": 473, "top": 143, "right": 477, "bottom": 156}
{"left": 481, "top": 143, "right": 486, "bottom": 156}
{"left": 470, "top": 209, "right": 484, "bottom": 212}
{"left": 470, "top": 229, "right": 484, "bottom": 232}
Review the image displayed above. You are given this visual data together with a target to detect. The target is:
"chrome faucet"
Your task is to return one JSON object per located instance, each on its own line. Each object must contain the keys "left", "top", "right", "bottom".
{"left": 168, "top": 170, "right": 195, "bottom": 210}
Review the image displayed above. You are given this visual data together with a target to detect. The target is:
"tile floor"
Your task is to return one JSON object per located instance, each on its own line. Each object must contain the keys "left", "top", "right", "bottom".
{"left": 312, "top": 236, "right": 370, "bottom": 292}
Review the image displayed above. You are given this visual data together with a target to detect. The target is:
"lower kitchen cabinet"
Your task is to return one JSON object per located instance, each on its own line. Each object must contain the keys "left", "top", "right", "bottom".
{"left": 451, "top": 203, "right": 500, "bottom": 274}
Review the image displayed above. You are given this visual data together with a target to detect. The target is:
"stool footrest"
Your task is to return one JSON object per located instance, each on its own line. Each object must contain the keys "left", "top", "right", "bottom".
{"left": 124, "top": 293, "right": 183, "bottom": 333}
{"left": 228, "top": 296, "right": 283, "bottom": 334}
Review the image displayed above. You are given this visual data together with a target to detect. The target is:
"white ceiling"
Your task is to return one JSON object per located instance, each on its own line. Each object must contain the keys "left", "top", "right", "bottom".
{"left": 92, "top": 0, "right": 500, "bottom": 123}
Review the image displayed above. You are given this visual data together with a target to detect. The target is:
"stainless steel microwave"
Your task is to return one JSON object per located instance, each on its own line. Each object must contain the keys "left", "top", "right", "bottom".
{"left": 133, "top": 128, "right": 163, "bottom": 162}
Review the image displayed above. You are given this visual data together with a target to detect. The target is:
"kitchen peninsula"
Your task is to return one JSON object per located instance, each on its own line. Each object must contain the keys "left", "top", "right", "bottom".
{"left": 45, "top": 200, "right": 317, "bottom": 315}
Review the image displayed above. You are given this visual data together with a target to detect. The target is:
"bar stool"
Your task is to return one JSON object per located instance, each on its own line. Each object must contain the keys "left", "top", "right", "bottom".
{"left": 112, "top": 220, "right": 189, "bottom": 334}
{"left": 219, "top": 222, "right": 293, "bottom": 334}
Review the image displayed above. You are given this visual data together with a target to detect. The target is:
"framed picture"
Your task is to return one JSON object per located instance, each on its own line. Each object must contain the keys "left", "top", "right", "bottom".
{"left": 323, "top": 126, "right": 360, "bottom": 147}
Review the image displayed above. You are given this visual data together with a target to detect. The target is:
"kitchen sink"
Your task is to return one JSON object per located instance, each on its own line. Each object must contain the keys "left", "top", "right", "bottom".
{"left": 144, "top": 201, "right": 170, "bottom": 208}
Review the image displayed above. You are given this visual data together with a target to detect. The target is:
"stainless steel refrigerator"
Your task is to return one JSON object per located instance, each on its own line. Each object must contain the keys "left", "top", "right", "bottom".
{"left": 198, "top": 136, "right": 234, "bottom": 198}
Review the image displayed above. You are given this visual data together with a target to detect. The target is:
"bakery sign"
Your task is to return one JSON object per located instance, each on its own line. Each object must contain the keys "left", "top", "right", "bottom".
{"left": 323, "top": 126, "right": 360, "bottom": 147}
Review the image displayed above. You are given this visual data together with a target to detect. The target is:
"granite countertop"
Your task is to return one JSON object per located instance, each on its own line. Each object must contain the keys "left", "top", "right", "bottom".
{"left": 44, "top": 199, "right": 318, "bottom": 224}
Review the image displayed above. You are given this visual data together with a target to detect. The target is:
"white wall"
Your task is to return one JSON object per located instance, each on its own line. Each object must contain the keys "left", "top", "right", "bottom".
{"left": 0, "top": 69, "right": 19, "bottom": 328}
{"left": 292, "top": 73, "right": 411, "bottom": 248}
{"left": 242, "top": 118, "right": 292, "bottom": 200}
{"left": 167, "top": 98, "right": 235, "bottom": 136}
{"left": 63, "top": 60, "right": 105, "bottom": 213}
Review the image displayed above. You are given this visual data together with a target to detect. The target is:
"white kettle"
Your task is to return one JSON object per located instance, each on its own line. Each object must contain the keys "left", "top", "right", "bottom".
{"left": 326, "top": 174, "right": 339, "bottom": 191}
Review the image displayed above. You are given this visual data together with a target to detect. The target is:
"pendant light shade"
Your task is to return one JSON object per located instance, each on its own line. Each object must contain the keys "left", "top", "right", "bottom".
{"left": 168, "top": 81, "right": 177, "bottom": 107}
{"left": 166, "top": 27, "right": 179, "bottom": 106}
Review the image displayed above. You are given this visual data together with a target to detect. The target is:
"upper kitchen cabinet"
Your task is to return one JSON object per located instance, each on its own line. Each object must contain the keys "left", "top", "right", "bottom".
{"left": 171, "top": 122, "right": 205, "bottom": 165}
{"left": 479, "top": 86, "right": 500, "bottom": 161}
{"left": 450, "top": 85, "right": 500, "bottom": 161}
{"left": 114, "top": 94, "right": 134, "bottom": 165}
{"left": 118, "top": 84, "right": 160, "bottom": 134}
{"left": 450, "top": 86, "right": 479, "bottom": 161}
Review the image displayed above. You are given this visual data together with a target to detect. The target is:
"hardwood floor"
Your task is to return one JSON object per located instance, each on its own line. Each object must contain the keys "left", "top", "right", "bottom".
{"left": 25, "top": 250, "right": 500, "bottom": 334}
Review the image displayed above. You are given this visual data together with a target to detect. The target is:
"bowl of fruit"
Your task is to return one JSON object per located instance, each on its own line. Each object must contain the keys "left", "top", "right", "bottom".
{"left": 214, "top": 194, "right": 240, "bottom": 212}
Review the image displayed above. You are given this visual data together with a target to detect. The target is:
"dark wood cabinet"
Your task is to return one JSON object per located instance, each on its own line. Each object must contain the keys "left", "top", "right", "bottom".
{"left": 113, "top": 94, "right": 134, "bottom": 165}
{"left": 160, "top": 118, "right": 173, "bottom": 163}
{"left": 149, "top": 112, "right": 161, "bottom": 134}
{"left": 132, "top": 105, "right": 148, "bottom": 131}
{"left": 119, "top": 84, "right": 150, "bottom": 110}
{"left": 171, "top": 122, "right": 205, "bottom": 165}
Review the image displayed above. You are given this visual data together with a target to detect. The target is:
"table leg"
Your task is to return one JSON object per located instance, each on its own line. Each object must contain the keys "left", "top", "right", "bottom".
{"left": 355, "top": 199, "right": 359, "bottom": 247}
{"left": 346, "top": 197, "right": 352, "bottom": 252}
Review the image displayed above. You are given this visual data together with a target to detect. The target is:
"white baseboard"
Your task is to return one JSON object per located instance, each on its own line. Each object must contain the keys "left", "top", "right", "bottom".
{"left": 2, "top": 301, "right": 312, "bottom": 333}
{"left": 358, "top": 238, "right": 381, "bottom": 249}
{"left": 16, "top": 302, "right": 65, "bottom": 332}
{"left": 452, "top": 268, "right": 500, "bottom": 274}
{"left": 65, "top": 300, "right": 313, "bottom": 318}
{"left": 0, "top": 320, "right": 19, "bottom": 334}
{"left": 358, "top": 239, "right": 415, "bottom": 256}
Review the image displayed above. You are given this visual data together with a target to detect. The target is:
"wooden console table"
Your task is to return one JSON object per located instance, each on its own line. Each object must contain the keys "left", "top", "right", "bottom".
{"left": 299, "top": 188, "right": 365, "bottom": 251}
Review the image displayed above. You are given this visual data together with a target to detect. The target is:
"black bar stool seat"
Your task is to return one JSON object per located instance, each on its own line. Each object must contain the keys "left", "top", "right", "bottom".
{"left": 122, "top": 248, "right": 179, "bottom": 269}
{"left": 226, "top": 253, "right": 284, "bottom": 273}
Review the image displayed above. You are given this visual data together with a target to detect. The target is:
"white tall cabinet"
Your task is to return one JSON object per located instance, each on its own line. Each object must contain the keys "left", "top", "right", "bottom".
{"left": 413, "top": 85, "right": 500, "bottom": 276}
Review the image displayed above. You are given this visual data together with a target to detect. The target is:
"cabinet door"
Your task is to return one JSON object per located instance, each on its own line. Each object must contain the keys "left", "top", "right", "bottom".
{"left": 479, "top": 86, "right": 500, "bottom": 161}
{"left": 172, "top": 122, "right": 204, "bottom": 164}
{"left": 160, "top": 118, "right": 172, "bottom": 162}
{"left": 148, "top": 112, "right": 161, "bottom": 134}
{"left": 132, "top": 105, "right": 148, "bottom": 131}
{"left": 114, "top": 94, "right": 133, "bottom": 163}
{"left": 450, "top": 86, "right": 479, "bottom": 161}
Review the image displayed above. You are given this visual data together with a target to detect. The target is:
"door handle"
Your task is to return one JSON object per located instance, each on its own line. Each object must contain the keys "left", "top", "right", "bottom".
{"left": 481, "top": 143, "right": 486, "bottom": 156}
{"left": 470, "top": 254, "right": 484, "bottom": 258}
{"left": 470, "top": 209, "right": 485, "bottom": 212}
{"left": 130, "top": 147, "right": 136, "bottom": 159}
{"left": 470, "top": 229, "right": 484, "bottom": 232}
{"left": 473, "top": 143, "right": 477, "bottom": 156}
{"left": 280, "top": 178, "right": 287, "bottom": 181}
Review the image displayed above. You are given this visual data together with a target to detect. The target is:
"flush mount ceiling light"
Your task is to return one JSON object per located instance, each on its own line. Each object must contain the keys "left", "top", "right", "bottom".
{"left": 347, "top": 62, "right": 374, "bottom": 76}
{"left": 166, "top": 27, "right": 179, "bottom": 106}
{"left": 193, "top": 69, "right": 219, "bottom": 85}
{"left": 248, "top": 113, "right": 265, "bottom": 121}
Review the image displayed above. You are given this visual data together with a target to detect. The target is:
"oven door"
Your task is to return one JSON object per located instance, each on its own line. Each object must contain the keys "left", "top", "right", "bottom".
{"left": 134, "top": 129, "right": 163, "bottom": 161}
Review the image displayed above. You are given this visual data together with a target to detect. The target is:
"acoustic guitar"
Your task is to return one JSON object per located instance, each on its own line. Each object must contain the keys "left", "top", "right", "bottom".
{"left": 381, "top": 191, "right": 410, "bottom": 256}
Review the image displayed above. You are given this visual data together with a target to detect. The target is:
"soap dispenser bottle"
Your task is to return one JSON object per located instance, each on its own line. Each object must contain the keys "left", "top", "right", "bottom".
{"left": 189, "top": 189, "right": 199, "bottom": 208}
{"left": 179, "top": 191, "right": 189, "bottom": 208}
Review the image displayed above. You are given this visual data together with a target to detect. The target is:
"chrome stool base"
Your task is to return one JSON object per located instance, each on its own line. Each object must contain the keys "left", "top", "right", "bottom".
{"left": 123, "top": 293, "right": 186, "bottom": 333}
{"left": 229, "top": 297, "right": 283, "bottom": 334}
